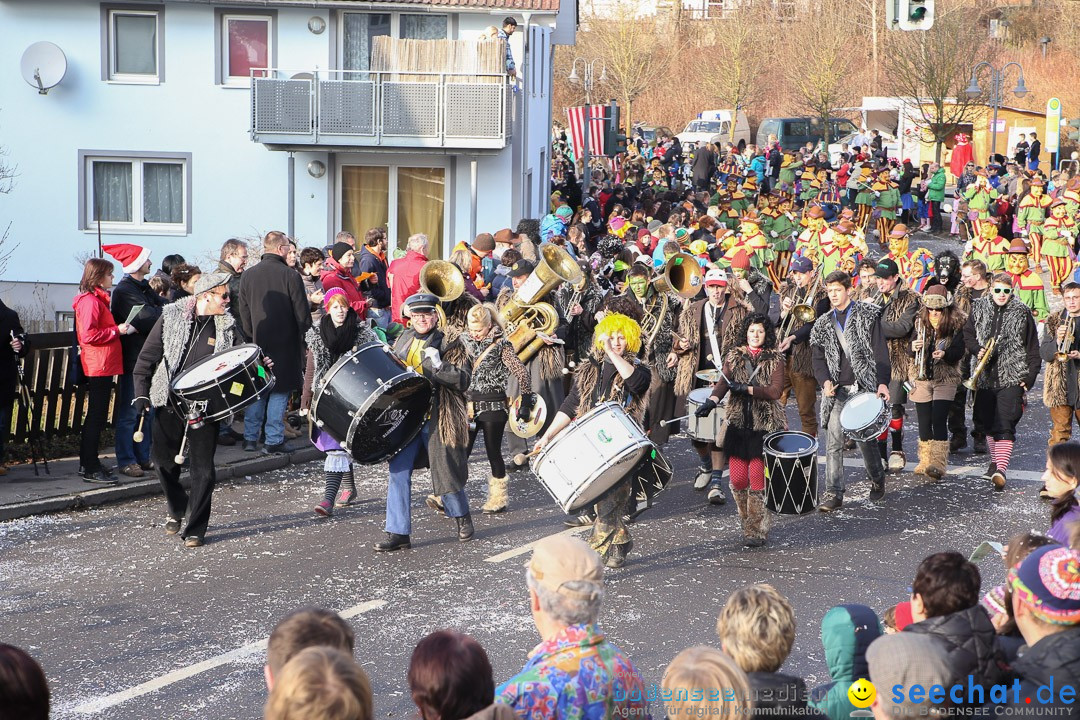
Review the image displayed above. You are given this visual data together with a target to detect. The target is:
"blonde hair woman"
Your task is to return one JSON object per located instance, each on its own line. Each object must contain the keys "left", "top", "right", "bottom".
{"left": 264, "top": 646, "right": 372, "bottom": 720}
{"left": 662, "top": 646, "right": 753, "bottom": 720}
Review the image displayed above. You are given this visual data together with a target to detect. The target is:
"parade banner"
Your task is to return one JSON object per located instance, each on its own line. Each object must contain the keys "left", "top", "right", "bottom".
{"left": 566, "top": 105, "right": 607, "bottom": 162}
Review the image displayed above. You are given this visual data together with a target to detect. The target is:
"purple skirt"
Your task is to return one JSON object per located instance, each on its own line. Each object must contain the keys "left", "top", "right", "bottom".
{"left": 311, "top": 424, "right": 343, "bottom": 453}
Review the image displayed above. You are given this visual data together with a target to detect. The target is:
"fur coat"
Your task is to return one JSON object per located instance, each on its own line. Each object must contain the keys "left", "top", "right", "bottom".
{"left": 147, "top": 297, "right": 238, "bottom": 407}
{"left": 778, "top": 278, "right": 827, "bottom": 376}
{"left": 674, "top": 295, "right": 755, "bottom": 397}
{"left": 635, "top": 289, "right": 681, "bottom": 383}
{"left": 573, "top": 352, "right": 650, "bottom": 424}
{"left": 722, "top": 347, "right": 786, "bottom": 432}
{"left": 968, "top": 295, "right": 1038, "bottom": 391}
{"left": 904, "top": 312, "right": 967, "bottom": 386}
{"left": 305, "top": 322, "right": 379, "bottom": 397}
{"left": 1042, "top": 312, "right": 1075, "bottom": 408}
{"left": 880, "top": 287, "right": 920, "bottom": 383}
{"left": 458, "top": 331, "right": 530, "bottom": 397}
{"left": 809, "top": 301, "right": 883, "bottom": 418}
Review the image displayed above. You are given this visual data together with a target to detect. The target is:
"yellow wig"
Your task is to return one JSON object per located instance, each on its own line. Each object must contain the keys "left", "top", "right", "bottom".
{"left": 593, "top": 312, "right": 642, "bottom": 354}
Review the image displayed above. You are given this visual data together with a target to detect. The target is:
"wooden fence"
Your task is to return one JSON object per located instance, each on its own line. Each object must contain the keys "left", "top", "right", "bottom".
{"left": 11, "top": 332, "right": 117, "bottom": 443}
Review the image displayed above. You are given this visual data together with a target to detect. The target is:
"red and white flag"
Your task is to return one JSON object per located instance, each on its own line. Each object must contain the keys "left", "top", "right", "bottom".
{"left": 566, "top": 105, "right": 607, "bottom": 161}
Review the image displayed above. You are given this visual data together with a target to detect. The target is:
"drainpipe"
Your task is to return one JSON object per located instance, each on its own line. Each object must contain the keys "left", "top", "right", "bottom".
{"left": 287, "top": 152, "right": 295, "bottom": 238}
{"left": 521, "top": 12, "right": 532, "bottom": 217}
{"left": 470, "top": 158, "right": 478, "bottom": 241}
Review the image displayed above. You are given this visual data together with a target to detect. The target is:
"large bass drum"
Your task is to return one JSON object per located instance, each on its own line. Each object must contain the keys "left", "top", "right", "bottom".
{"left": 763, "top": 431, "right": 819, "bottom": 515}
{"left": 311, "top": 342, "right": 432, "bottom": 464}
{"left": 171, "top": 343, "right": 275, "bottom": 421}
{"left": 532, "top": 401, "right": 652, "bottom": 514}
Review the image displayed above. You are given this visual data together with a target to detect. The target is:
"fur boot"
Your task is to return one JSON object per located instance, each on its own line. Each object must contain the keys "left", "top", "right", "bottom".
{"left": 913, "top": 439, "right": 932, "bottom": 476}
{"left": 926, "top": 440, "right": 949, "bottom": 482}
{"left": 732, "top": 488, "right": 749, "bottom": 527}
{"left": 744, "top": 490, "right": 771, "bottom": 547}
{"left": 481, "top": 475, "right": 509, "bottom": 514}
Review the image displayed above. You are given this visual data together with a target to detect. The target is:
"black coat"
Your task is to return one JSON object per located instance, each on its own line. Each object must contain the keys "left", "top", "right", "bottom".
{"left": 903, "top": 605, "right": 1009, "bottom": 696}
{"left": 110, "top": 275, "right": 165, "bottom": 373}
{"left": 237, "top": 253, "right": 311, "bottom": 393}
{"left": 0, "top": 300, "right": 29, "bottom": 404}
{"left": 746, "top": 671, "right": 824, "bottom": 719}
{"left": 216, "top": 260, "right": 245, "bottom": 333}
{"left": 1003, "top": 627, "right": 1080, "bottom": 713}
{"left": 691, "top": 148, "right": 718, "bottom": 184}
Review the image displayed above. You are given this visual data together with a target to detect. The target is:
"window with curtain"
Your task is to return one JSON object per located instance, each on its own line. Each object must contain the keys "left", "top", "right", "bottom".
{"left": 399, "top": 15, "right": 447, "bottom": 40}
{"left": 110, "top": 10, "right": 158, "bottom": 79}
{"left": 341, "top": 166, "right": 390, "bottom": 240}
{"left": 342, "top": 13, "right": 390, "bottom": 74}
{"left": 86, "top": 156, "right": 187, "bottom": 232}
{"left": 396, "top": 168, "right": 445, "bottom": 258}
{"left": 223, "top": 15, "right": 271, "bottom": 82}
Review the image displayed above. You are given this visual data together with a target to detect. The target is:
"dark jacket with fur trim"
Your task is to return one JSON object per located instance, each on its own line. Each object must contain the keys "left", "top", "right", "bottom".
{"left": 458, "top": 332, "right": 530, "bottom": 399}
{"left": 565, "top": 351, "right": 650, "bottom": 424}
{"left": 134, "top": 296, "right": 238, "bottom": 408}
{"left": 810, "top": 301, "right": 886, "bottom": 419}
{"left": 963, "top": 296, "right": 1041, "bottom": 391}
{"left": 1041, "top": 312, "right": 1080, "bottom": 408}
{"left": 905, "top": 311, "right": 967, "bottom": 386}
{"left": 392, "top": 327, "right": 471, "bottom": 495}
{"left": 879, "top": 286, "right": 920, "bottom": 382}
{"left": 674, "top": 289, "right": 766, "bottom": 397}
{"left": 305, "top": 322, "right": 379, "bottom": 396}
{"left": 777, "top": 278, "right": 829, "bottom": 376}
{"left": 713, "top": 347, "right": 786, "bottom": 432}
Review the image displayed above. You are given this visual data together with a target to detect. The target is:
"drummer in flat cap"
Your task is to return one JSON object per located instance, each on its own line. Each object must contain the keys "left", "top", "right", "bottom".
{"left": 377, "top": 292, "right": 475, "bottom": 552}
{"left": 133, "top": 272, "right": 246, "bottom": 548}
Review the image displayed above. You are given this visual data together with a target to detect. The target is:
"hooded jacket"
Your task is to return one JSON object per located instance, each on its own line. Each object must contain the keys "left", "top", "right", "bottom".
{"left": 808, "top": 605, "right": 883, "bottom": 720}
{"left": 903, "top": 605, "right": 1008, "bottom": 697}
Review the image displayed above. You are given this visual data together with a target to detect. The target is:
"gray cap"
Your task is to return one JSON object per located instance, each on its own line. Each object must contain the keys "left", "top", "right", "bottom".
{"left": 193, "top": 272, "right": 230, "bottom": 296}
{"left": 867, "top": 633, "right": 954, "bottom": 717}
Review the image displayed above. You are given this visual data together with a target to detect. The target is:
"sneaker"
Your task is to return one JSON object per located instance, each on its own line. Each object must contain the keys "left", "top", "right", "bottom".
{"left": 139, "top": 460, "right": 154, "bottom": 472}
{"left": 164, "top": 518, "right": 181, "bottom": 535}
{"left": 314, "top": 500, "right": 333, "bottom": 517}
{"left": 81, "top": 469, "right": 119, "bottom": 485}
{"left": 563, "top": 511, "right": 596, "bottom": 528}
{"left": 707, "top": 483, "right": 727, "bottom": 505}
{"left": 262, "top": 443, "right": 286, "bottom": 455}
{"left": 818, "top": 495, "right": 843, "bottom": 512}
{"left": 335, "top": 489, "right": 356, "bottom": 507}
{"left": 184, "top": 536, "right": 204, "bottom": 548}
{"left": 887, "top": 451, "right": 906, "bottom": 472}
{"left": 120, "top": 463, "right": 144, "bottom": 479}
{"left": 949, "top": 434, "right": 967, "bottom": 453}
{"left": 980, "top": 462, "right": 998, "bottom": 481}
{"left": 374, "top": 533, "right": 411, "bottom": 552}
{"left": 604, "top": 540, "right": 633, "bottom": 569}
{"left": 692, "top": 465, "right": 711, "bottom": 490}
{"left": 990, "top": 470, "right": 1007, "bottom": 491}
{"left": 242, "top": 440, "right": 258, "bottom": 452}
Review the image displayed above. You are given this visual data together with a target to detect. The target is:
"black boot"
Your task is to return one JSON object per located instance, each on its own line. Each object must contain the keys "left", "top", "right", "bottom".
{"left": 972, "top": 435, "right": 988, "bottom": 454}
{"left": 868, "top": 477, "right": 886, "bottom": 501}
{"left": 455, "top": 514, "right": 475, "bottom": 542}
{"left": 949, "top": 433, "right": 967, "bottom": 453}
{"left": 374, "top": 533, "right": 411, "bottom": 552}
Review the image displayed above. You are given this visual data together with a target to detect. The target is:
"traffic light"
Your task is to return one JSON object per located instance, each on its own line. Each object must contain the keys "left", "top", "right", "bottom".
{"left": 895, "top": 0, "right": 934, "bottom": 31}
{"left": 1068, "top": 118, "right": 1080, "bottom": 143}
{"left": 604, "top": 100, "right": 628, "bottom": 157}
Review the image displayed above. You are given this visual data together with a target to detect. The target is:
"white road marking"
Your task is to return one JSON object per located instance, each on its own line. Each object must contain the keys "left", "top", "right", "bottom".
{"left": 484, "top": 527, "right": 588, "bottom": 563}
{"left": 72, "top": 599, "right": 386, "bottom": 715}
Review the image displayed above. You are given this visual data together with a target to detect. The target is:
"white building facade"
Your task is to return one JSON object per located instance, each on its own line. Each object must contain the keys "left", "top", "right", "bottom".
{"left": 0, "top": 0, "right": 575, "bottom": 325}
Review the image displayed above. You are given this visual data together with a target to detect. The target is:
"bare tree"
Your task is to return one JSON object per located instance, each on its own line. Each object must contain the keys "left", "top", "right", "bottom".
{"left": 883, "top": 7, "right": 993, "bottom": 163}
{"left": 697, "top": 2, "right": 770, "bottom": 140}
{"left": 0, "top": 113, "right": 18, "bottom": 278}
{"left": 786, "top": 0, "right": 858, "bottom": 146}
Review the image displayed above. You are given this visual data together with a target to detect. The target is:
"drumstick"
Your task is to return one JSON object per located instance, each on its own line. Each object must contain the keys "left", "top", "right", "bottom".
{"left": 133, "top": 412, "right": 146, "bottom": 443}
{"left": 512, "top": 447, "right": 542, "bottom": 466}
{"left": 661, "top": 414, "right": 691, "bottom": 427}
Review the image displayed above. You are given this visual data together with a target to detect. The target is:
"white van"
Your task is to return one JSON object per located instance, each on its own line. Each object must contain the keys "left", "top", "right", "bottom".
{"left": 676, "top": 110, "right": 751, "bottom": 155}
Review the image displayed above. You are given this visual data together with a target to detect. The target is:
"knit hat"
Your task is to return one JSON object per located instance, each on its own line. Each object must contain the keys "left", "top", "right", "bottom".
{"left": 322, "top": 286, "right": 348, "bottom": 310}
{"left": 330, "top": 242, "right": 354, "bottom": 263}
{"left": 103, "top": 243, "right": 152, "bottom": 274}
{"left": 730, "top": 250, "right": 751, "bottom": 271}
{"left": 893, "top": 600, "right": 914, "bottom": 631}
{"left": 192, "top": 272, "right": 229, "bottom": 296}
{"left": 473, "top": 233, "right": 496, "bottom": 252}
{"left": 1009, "top": 545, "right": 1080, "bottom": 625}
{"left": 555, "top": 205, "right": 574, "bottom": 221}
{"left": 647, "top": 220, "right": 663, "bottom": 234}
{"left": 922, "top": 284, "right": 952, "bottom": 309}
{"left": 867, "top": 634, "right": 954, "bottom": 716}
{"left": 980, "top": 584, "right": 1008, "bottom": 622}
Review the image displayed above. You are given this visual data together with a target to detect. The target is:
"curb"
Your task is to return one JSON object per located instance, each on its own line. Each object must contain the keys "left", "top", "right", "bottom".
{"left": 0, "top": 446, "right": 325, "bottom": 523}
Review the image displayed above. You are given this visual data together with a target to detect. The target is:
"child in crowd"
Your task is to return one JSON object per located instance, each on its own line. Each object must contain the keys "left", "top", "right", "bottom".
{"left": 980, "top": 531, "right": 1057, "bottom": 662}
{"left": 1043, "top": 442, "right": 1080, "bottom": 545}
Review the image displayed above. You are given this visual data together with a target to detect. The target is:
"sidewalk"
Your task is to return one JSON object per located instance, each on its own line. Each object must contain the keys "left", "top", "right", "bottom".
{"left": 0, "top": 430, "right": 323, "bottom": 522}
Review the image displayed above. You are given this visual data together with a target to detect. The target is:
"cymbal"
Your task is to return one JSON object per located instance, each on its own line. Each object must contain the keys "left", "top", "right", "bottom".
{"left": 695, "top": 369, "right": 722, "bottom": 383}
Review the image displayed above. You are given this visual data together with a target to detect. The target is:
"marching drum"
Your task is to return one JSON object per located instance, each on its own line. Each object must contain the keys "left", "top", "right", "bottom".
{"left": 839, "top": 392, "right": 890, "bottom": 443}
{"left": 686, "top": 388, "right": 725, "bottom": 443}
{"left": 763, "top": 431, "right": 819, "bottom": 514}
{"left": 532, "top": 401, "right": 652, "bottom": 514}
{"left": 311, "top": 342, "right": 433, "bottom": 464}
{"left": 171, "top": 344, "right": 276, "bottom": 422}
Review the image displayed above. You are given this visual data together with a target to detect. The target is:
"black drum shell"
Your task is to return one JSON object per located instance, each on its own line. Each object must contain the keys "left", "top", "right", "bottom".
{"left": 170, "top": 343, "right": 276, "bottom": 421}
{"left": 311, "top": 342, "right": 433, "bottom": 464}
{"left": 763, "top": 431, "right": 819, "bottom": 515}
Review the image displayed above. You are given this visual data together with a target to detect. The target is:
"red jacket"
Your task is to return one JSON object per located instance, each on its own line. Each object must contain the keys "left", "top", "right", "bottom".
{"left": 73, "top": 288, "right": 123, "bottom": 377}
{"left": 320, "top": 260, "right": 368, "bottom": 318}
{"left": 388, "top": 250, "right": 428, "bottom": 323}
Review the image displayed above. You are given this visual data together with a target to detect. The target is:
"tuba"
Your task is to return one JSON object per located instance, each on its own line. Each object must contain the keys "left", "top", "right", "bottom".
{"left": 420, "top": 260, "right": 464, "bottom": 329}
{"left": 498, "top": 245, "right": 581, "bottom": 363}
{"left": 652, "top": 252, "right": 704, "bottom": 299}
{"left": 505, "top": 302, "right": 561, "bottom": 363}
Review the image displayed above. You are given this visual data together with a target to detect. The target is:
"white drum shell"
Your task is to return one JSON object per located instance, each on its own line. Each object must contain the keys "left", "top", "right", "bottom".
{"left": 686, "top": 387, "right": 725, "bottom": 443}
{"left": 839, "top": 392, "right": 890, "bottom": 443}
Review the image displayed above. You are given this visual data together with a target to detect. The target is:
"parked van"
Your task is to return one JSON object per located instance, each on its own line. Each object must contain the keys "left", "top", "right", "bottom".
{"left": 676, "top": 109, "right": 751, "bottom": 154}
{"left": 757, "top": 117, "right": 859, "bottom": 152}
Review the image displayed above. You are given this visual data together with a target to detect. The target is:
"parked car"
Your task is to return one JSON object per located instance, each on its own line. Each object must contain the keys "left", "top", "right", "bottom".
{"left": 828, "top": 131, "right": 901, "bottom": 166}
{"left": 677, "top": 110, "right": 751, "bottom": 155}
{"left": 756, "top": 117, "right": 859, "bottom": 152}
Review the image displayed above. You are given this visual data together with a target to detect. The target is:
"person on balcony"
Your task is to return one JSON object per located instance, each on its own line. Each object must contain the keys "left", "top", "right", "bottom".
{"left": 497, "top": 17, "right": 517, "bottom": 78}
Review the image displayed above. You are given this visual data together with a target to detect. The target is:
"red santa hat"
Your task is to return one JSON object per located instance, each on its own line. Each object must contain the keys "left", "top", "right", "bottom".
{"left": 103, "top": 243, "right": 151, "bottom": 274}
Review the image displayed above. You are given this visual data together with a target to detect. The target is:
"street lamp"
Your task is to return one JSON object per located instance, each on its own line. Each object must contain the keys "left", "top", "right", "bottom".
{"left": 966, "top": 60, "right": 1027, "bottom": 159}
{"left": 1040, "top": 36, "right": 1052, "bottom": 59}
{"left": 568, "top": 57, "right": 605, "bottom": 194}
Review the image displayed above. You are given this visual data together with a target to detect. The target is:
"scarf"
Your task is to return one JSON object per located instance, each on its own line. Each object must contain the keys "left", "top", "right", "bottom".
{"left": 320, "top": 310, "right": 359, "bottom": 358}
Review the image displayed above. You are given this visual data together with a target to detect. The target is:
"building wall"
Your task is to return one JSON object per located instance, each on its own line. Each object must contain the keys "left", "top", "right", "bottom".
{"left": 0, "top": 0, "right": 560, "bottom": 316}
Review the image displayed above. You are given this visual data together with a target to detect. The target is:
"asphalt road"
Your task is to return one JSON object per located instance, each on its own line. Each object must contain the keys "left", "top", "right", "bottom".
{"left": 0, "top": 231, "right": 1066, "bottom": 720}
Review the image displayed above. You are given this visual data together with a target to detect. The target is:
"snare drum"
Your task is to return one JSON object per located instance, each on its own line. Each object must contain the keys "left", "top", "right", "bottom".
{"left": 311, "top": 342, "right": 433, "bottom": 464}
{"left": 532, "top": 401, "right": 652, "bottom": 513}
{"left": 170, "top": 344, "right": 276, "bottom": 422}
{"left": 839, "top": 392, "right": 890, "bottom": 443}
{"left": 763, "top": 431, "right": 819, "bottom": 514}
{"left": 686, "top": 388, "right": 725, "bottom": 443}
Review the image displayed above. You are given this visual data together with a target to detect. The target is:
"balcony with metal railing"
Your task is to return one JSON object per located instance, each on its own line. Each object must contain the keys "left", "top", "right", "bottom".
{"left": 250, "top": 69, "right": 513, "bottom": 150}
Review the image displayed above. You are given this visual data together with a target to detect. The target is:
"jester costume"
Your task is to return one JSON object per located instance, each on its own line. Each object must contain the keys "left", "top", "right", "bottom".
{"left": 873, "top": 168, "right": 901, "bottom": 246}
{"left": 1006, "top": 238, "right": 1050, "bottom": 321}
{"left": 967, "top": 222, "right": 1010, "bottom": 272}
{"left": 886, "top": 224, "right": 934, "bottom": 293}
{"left": 818, "top": 220, "right": 862, "bottom": 279}
{"left": 1042, "top": 198, "right": 1077, "bottom": 293}
{"left": 1018, "top": 179, "right": 1053, "bottom": 268}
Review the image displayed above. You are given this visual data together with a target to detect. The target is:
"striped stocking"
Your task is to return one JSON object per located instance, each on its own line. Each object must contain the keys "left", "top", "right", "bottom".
{"left": 991, "top": 440, "right": 1014, "bottom": 473}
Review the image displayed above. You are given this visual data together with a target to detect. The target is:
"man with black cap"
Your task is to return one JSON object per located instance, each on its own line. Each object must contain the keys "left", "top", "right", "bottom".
{"left": 875, "top": 257, "right": 919, "bottom": 471}
{"left": 133, "top": 273, "right": 249, "bottom": 547}
{"left": 810, "top": 270, "right": 891, "bottom": 511}
{"left": 377, "top": 291, "right": 474, "bottom": 551}
{"left": 776, "top": 255, "right": 829, "bottom": 437}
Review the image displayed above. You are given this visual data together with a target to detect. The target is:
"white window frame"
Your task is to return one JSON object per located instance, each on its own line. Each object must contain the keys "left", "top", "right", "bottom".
{"left": 221, "top": 13, "right": 274, "bottom": 87}
{"left": 337, "top": 11, "right": 450, "bottom": 69}
{"left": 81, "top": 154, "right": 190, "bottom": 236}
{"left": 102, "top": 5, "right": 163, "bottom": 84}
{"left": 335, "top": 160, "right": 450, "bottom": 257}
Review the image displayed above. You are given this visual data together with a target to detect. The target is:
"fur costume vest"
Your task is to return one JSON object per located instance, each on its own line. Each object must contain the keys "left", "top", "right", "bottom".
{"left": 675, "top": 296, "right": 753, "bottom": 397}
{"left": 556, "top": 280, "right": 607, "bottom": 364}
{"left": 149, "top": 297, "right": 237, "bottom": 407}
{"left": 496, "top": 288, "right": 565, "bottom": 381}
{"left": 723, "top": 347, "right": 786, "bottom": 432}
{"left": 1043, "top": 312, "right": 1075, "bottom": 408}
{"left": 970, "top": 296, "right": 1033, "bottom": 390}
{"left": 905, "top": 313, "right": 966, "bottom": 386}
{"left": 573, "top": 353, "right": 649, "bottom": 424}
{"left": 458, "top": 332, "right": 516, "bottom": 397}
{"left": 778, "top": 278, "right": 827, "bottom": 376}
{"left": 635, "top": 289, "right": 680, "bottom": 382}
{"left": 809, "top": 301, "right": 882, "bottom": 418}
{"left": 304, "top": 322, "right": 379, "bottom": 396}
{"left": 882, "top": 287, "right": 920, "bottom": 382}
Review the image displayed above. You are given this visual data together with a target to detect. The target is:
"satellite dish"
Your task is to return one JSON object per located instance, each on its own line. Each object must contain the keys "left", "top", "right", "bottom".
{"left": 290, "top": 72, "right": 315, "bottom": 81}
{"left": 20, "top": 42, "right": 67, "bottom": 95}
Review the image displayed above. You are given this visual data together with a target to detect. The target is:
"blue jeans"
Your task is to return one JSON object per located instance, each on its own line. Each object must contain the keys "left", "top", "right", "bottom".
{"left": 386, "top": 423, "right": 469, "bottom": 536}
{"left": 243, "top": 390, "right": 288, "bottom": 446}
{"left": 367, "top": 307, "right": 391, "bottom": 330}
{"left": 115, "top": 373, "right": 152, "bottom": 467}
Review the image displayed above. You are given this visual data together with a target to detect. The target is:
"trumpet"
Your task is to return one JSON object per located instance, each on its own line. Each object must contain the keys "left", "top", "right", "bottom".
{"left": 963, "top": 337, "right": 996, "bottom": 391}
{"left": 1055, "top": 312, "right": 1074, "bottom": 362}
{"left": 778, "top": 274, "right": 819, "bottom": 339}
{"left": 914, "top": 318, "right": 929, "bottom": 381}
